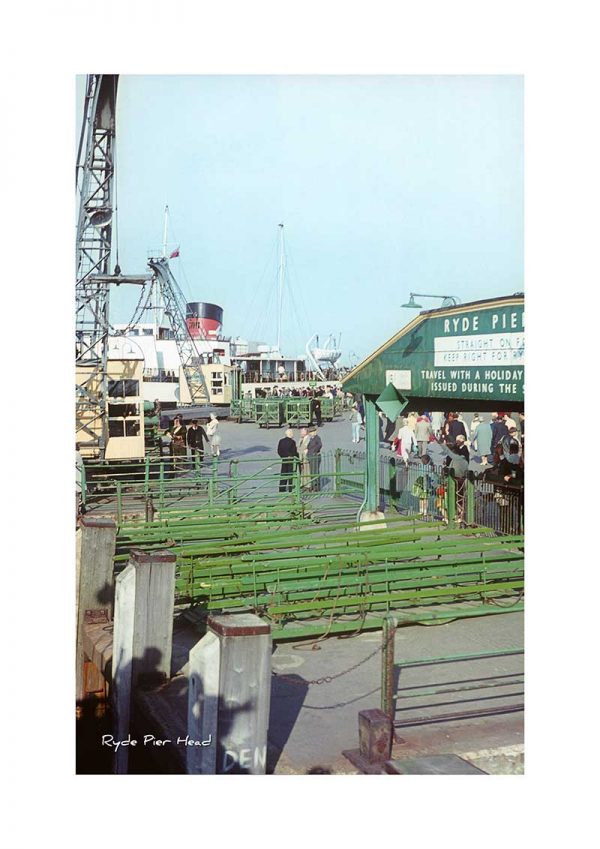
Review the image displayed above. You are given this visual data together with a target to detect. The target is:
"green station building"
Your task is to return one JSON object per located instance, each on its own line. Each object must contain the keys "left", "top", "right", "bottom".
{"left": 341, "top": 294, "right": 524, "bottom": 514}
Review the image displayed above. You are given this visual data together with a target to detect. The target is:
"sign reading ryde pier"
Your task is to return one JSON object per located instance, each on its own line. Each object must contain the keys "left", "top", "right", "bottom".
{"left": 342, "top": 296, "right": 524, "bottom": 405}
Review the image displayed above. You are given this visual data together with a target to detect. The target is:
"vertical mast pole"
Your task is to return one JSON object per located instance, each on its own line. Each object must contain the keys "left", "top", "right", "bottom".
{"left": 162, "top": 205, "right": 169, "bottom": 257}
{"left": 277, "top": 223, "right": 284, "bottom": 353}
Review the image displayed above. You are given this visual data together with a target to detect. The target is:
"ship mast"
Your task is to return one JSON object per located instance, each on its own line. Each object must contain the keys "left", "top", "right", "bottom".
{"left": 277, "top": 223, "right": 285, "bottom": 353}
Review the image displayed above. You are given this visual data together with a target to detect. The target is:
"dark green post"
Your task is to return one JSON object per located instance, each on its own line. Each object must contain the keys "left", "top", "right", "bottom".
{"left": 466, "top": 472, "right": 475, "bottom": 525}
{"left": 294, "top": 458, "right": 301, "bottom": 504}
{"left": 230, "top": 460, "right": 239, "bottom": 504}
{"left": 364, "top": 395, "right": 380, "bottom": 514}
{"left": 144, "top": 456, "right": 150, "bottom": 498}
{"left": 116, "top": 480, "right": 123, "bottom": 525}
{"left": 446, "top": 470, "right": 456, "bottom": 524}
{"left": 334, "top": 449, "right": 341, "bottom": 495}
{"left": 159, "top": 460, "right": 165, "bottom": 512}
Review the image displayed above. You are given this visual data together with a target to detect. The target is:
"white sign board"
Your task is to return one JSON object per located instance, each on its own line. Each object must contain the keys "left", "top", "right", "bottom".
{"left": 385, "top": 369, "right": 412, "bottom": 391}
{"left": 434, "top": 333, "right": 525, "bottom": 367}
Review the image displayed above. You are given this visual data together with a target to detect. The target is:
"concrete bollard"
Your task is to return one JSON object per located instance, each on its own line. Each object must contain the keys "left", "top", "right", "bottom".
{"left": 76, "top": 516, "right": 117, "bottom": 701}
{"left": 110, "top": 549, "right": 176, "bottom": 774}
{"left": 186, "top": 613, "right": 272, "bottom": 775}
{"left": 129, "top": 549, "right": 176, "bottom": 688}
{"left": 358, "top": 709, "right": 393, "bottom": 764}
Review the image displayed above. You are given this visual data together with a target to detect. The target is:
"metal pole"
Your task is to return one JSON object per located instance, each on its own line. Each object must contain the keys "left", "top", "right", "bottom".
{"left": 447, "top": 471, "right": 456, "bottom": 524}
{"left": 363, "top": 396, "right": 380, "bottom": 515}
{"left": 277, "top": 223, "right": 284, "bottom": 353}
{"left": 466, "top": 472, "right": 475, "bottom": 525}
{"left": 381, "top": 615, "right": 396, "bottom": 718}
{"left": 334, "top": 449, "right": 341, "bottom": 495}
{"left": 159, "top": 460, "right": 165, "bottom": 512}
{"left": 116, "top": 480, "right": 123, "bottom": 524}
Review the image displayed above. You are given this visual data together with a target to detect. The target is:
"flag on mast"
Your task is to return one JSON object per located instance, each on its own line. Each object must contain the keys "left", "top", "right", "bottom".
{"left": 169, "top": 246, "right": 180, "bottom": 259}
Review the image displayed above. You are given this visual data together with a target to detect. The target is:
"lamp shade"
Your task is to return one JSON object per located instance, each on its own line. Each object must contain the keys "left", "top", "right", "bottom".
{"left": 401, "top": 294, "right": 422, "bottom": 309}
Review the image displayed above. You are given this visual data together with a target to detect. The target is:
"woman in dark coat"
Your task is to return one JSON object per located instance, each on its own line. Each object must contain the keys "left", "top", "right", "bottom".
{"left": 169, "top": 415, "right": 187, "bottom": 468}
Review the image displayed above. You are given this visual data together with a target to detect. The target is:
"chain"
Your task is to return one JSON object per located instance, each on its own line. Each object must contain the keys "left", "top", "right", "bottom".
{"left": 272, "top": 625, "right": 396, "bottom": 687}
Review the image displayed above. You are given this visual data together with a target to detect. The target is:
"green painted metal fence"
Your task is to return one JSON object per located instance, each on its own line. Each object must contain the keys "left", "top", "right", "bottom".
{"left": 82, "top": 450, "right": 365, "bottom": 523}
{"left": 82, "top": 447, "right": 523, "bottom": 536}
{"left": 380, "top": 614, "right": 524, "bottom": 725}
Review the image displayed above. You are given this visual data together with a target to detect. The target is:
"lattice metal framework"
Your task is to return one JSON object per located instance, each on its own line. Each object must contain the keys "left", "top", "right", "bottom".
{"left": 75, "top": 75, "right": 119, "bottom": 455}
{"left": 148, "top": 257, "right": 210, "bottom": 404}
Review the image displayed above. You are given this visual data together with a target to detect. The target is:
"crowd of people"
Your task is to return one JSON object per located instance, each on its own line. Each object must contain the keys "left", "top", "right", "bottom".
{"left": 372, "top": 408, "right": 525, "bottom": 523}
{"left": 251, "top": 384, "right": 341, "bottom": 400}
{"left": 377, "top": 409, "right": 523, "bottom": 474}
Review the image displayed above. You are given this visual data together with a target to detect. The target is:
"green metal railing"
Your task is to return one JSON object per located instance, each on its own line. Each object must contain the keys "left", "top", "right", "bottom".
{"left": 82, "top": 448, "right": 523, "bottom": 535}
{"left": 381, "top": 614, "right": 524, "bottom": 724}
{"left": 83, "top": 450, "right": 365, "bottom": 523}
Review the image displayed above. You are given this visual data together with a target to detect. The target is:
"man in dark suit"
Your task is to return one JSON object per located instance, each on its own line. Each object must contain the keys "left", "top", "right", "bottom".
{"left": 277, "top": 429, "right": 299, "bottom": 492}
{"left": 187, "top": 419, "right": 209, "bottom": 466}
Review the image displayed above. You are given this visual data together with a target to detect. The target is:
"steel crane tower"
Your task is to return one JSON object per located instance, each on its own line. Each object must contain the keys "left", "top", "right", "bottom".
{"left": 75, "top": 74, "right": 119, "bottom": 456}
{"left": 76, "top": 76, "right": 210, "bottom": 457}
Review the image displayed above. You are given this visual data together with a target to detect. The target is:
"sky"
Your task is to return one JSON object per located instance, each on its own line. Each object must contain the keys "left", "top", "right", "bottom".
{"left": 77, "top": 74, "right": 523, "bottom": 363}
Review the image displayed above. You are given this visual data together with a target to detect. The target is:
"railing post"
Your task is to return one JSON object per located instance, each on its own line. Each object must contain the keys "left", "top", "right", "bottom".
{"left": 116, "top": 480, "right": 123, "bottom": 524}
{"left": 294, "top": 458, "right": 302, "bottom": 504}
{"left": 144, "top": 456, "right": 150, "bottom": 498}
{"left": 186, "top": 614, "right": 272, "bottom": 775}
{"left": 381, "top": 615, "right": 396, "bottom": 718}
{"left": 466, "top": 471, "right": 475, "bottom": 525}
{"left": 334, "top": 448, "right": 341, "bottom": 495}
{"left": 211, "top": 457, "right": 219, "bottom": 500}
{"left": 446, "top": 470, "right": 456, "bottom": 524}
{"left": 228, "top": 460, "right": 238, "bottom": 505}
{"left": 159, "top": 460, "right": 165, "bottom": 512}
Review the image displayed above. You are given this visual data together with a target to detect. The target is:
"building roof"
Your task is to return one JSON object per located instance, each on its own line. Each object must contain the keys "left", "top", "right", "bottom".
{"left": 342, "top": 294, "right": 524, "bottom": 408}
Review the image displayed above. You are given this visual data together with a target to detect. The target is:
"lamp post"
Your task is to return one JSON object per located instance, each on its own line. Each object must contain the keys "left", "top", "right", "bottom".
{"left": 401, "top": 293, "right": 460, "bottom": 309}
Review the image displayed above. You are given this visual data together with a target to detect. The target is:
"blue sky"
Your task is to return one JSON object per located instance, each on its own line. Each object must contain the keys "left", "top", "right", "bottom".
{"left": 78, "top": 74, "right": 523, "bottom": 363}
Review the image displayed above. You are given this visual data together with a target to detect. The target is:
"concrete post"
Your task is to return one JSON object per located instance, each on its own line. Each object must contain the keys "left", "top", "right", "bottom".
{"left": 129, "top": 549, "right": 176, "bottom": 688}
{"left": 76, "top": 516, "right": 117, "bottom": 701}
{"left": 186, "top": 613, "right": 272, "bottom": 775}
